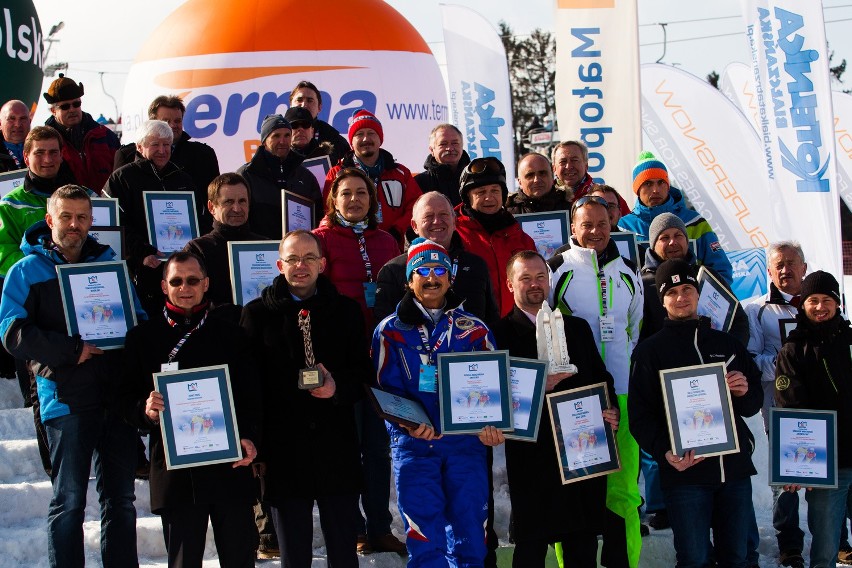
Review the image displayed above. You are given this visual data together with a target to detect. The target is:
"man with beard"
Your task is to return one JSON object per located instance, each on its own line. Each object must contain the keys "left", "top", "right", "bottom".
{"left": 505, "top": 153, "right": 571, "bottom": 215}
{"left": 0, "top": 99, "right": 31, "bottom": 172}
{"left": 413, "top": 124, "right": 470, "bottom": 208}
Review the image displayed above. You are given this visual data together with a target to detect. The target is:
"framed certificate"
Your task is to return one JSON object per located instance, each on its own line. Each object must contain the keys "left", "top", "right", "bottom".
{"left": 0, "top": 168, "right": 26, "bottom": 198}
{"left": 437, "top": 350, "right": 513, "bottom": 434}
{"left": 779, "top": 318, "right": 797, "bottom": 344}
{"left": 227, "top": 240, "right": 279, "bottom": 305}
{"left": 505, "top": 357, "right": 548, "bottom": 442}
{"left": 769, "top": 408, "right": 837, "bottom": 488}
{"left": 281, "top": 190, "right": 316, "bottom": 234}
{"left": 547, "top": 382, "right": 620, "bottom": 484}
{"left": 90, "top": 226, "right": 125, "bottom": 260}
{"left": 660, "top": 362, "right": 739, "bottom": 458}
{"left": 154, "top": 365, "right": 243, "bottom": 470}
{"left": 143, "top": 191, "right": 199, "bottom": 256}
{"left": 697, "top": 266, "right": 738, "bottom": 332}
{"left": 610, "top": 232, "right": 640, "bottom": 265}
{"left": 515, "top": 211, "right": 571, "bottom": 259}
{"left": 364, "top": 385, "right": 433, "bottom": 429}
{"left": 91, "top": 197, "right": 120, "bottom": 226}
{"left": 56, "top": 260, "right": 137, "bottom": 349}
{"left": 302, "top": 155, "right": 332, "bottom": 190}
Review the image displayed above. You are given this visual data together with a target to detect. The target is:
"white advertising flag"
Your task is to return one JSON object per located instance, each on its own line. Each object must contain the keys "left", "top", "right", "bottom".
{"left": 554, "top": 0, "right": 641, "bottom": 205}
{"left": 719, "top": 61, "right": 763, "bottom": 135}
{"left": 831, "top": 91, "right": 852, "bottom": 214}
{"left": 441, "top": 4, "right": 515, "bottom": 183}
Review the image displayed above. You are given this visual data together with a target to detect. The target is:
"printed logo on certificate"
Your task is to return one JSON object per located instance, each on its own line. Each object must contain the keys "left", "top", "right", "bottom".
{"left": 769, "top": 408, "right": 838, "bottom": 488}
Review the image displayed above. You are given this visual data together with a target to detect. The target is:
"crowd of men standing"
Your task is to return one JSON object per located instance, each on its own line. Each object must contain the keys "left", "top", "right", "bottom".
{"left": 1, "top": 73, "right": 851, "bottom": 568}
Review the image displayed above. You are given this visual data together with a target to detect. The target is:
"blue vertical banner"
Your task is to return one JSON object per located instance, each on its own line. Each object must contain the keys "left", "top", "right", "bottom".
{"left": 727, "top": 247, "right": 768, "bottom": 303}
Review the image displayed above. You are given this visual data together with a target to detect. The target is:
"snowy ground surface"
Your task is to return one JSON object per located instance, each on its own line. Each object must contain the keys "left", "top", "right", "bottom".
{"left": 0, "top": 377, "right": 842, "bottom": 567}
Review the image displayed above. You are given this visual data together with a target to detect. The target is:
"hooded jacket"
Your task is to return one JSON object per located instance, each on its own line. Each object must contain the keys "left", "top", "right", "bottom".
{"left": 413, "top": 151, "right": 471, "bottom": 208}
{"left": 618, "top": 187, "right": 733, "bottom": 284}
{"left": 45, "top": 112, "right": 119, "bottom": 192}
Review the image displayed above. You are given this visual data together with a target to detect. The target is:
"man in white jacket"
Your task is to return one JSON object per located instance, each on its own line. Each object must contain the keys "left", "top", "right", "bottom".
{"left": 548, "top": 195, "right": 644, "bottom": 568}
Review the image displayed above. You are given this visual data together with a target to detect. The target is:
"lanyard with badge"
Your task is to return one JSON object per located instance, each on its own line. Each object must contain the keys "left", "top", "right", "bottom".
{"left": 598, "top": 269, "right": 614, "bottom": 342}
{"left": 357, "top": 233, "right": 378, "bottom": 308}
{"left": 160, "top": 308, "right": 208, "bottom": 371}
{"left": 417, "top": 314, "right": 453, "bottom": 393}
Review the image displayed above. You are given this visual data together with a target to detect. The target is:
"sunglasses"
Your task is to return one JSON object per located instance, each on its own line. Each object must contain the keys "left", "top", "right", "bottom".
{"left": 571, "top": 195, "right": 609, "bottom": 214}
{"left": 414, "top": 266, "right": 449, "bottom": 278}
{"left": 467, "top": 157, "right": 504, "bottom": 175}
{"left": 290, "top": 121, "right": 313, "bottom": 130}
{"left": 167, "top": 277, "right": 204, "bottom": 287}
{"left": 57, "top": 100, "right": 82, "bottom": 111}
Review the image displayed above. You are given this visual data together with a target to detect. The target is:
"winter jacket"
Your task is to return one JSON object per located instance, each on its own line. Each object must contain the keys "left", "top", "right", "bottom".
{"left": 238, "top": 146, "right": 322, "bottom": 240}
{"left": 324, "top": 149, "right": 422, "bottom": 244}
{"left": 0, "top": 132, "right": 23, "bottom": 173}
{"left": 122, "top": 303, "right": 260, "bottom": 512}
{"left": 504, "top": 187, "right": 572, "bottom": 215}
{"left": 549, "top": 238, "right": 643, "bottom": 394}
{"left": 453, "top": 204, "right": 536, "bottom": 318}
{"left": 569, "top": 173, "right": 631, "bottom": 216}
{"left": 639, "top": 247, "right": 749, "bottom": 346}
{"left": 618, "top": 187, "right": 733, "bottom": 284}
{"left": 293, "top": 138, "right": 334, "bottom": 161}
{"left": 628, "top": 317, "right": 762, "bottom": 489}
{"left": 45, "top": 112, "right": 119, "bottom": 193}
{"left": 313, "top": 119, "right": 349, "bottom": 166}
{"left": 413, "top": 151, "right": 471, "bottom": 208}
{"left": 312, "top": 218, "right": 399, "bottom": 332}
{"left": 0, "top": 221, "right": 145, "bottom": 422}
{"left": 183, "top": 221, "right": 268, "bottom": 307}
{"left": 374, "top": 231, "right": 500, "bottom": 327}
{"left": 775, "top": 313, "right": 852, "bottom": 469}
{"left": 492, "top": 306, "right": 616, "bottom": 542}
{"left": 241, "top": 275, "right": 368, "bottom": 501}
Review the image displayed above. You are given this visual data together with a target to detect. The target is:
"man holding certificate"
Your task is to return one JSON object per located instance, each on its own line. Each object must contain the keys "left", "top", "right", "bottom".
{"left": 0, "top": 185, "right": 145, "bottom": 567}
{"left": 629, "top": 259, "right": 762, "bottom": 568}
{"left": 372, "top": 237, "right": 505, "bottom": 567}
{"left": 492, "top": 250, "right": 618, "bottom": 567}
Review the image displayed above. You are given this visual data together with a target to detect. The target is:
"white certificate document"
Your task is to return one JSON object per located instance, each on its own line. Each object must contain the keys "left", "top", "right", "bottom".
{"left": 67, "top": 272, "right": 129, "bottom": 341}
{"left": 521, "top": 218, "right": 564, "bottom": 258}
{"left": 510, "top": 366, "right": 538, "bottom": 432}
{"left": 237, "top": 250, "right": 277, "bottom": 304}
{"left": 670, "top": 374, "right": 729, "bottom": 449}
{"left": 286, "top": 198, "right": 313, "bottom": 232}
{"left": 697, "top": 282, "right": 733, "bottom": 331}
{"left": 778, "top": 417, "right": 829, "bottom": 479}
{"left": 557, "top": 394, "right": 611, "bottom": 471}
{"left": 166, "top": 377, "right": 232, "bottom": 457}
{"left": 151, "top": 198, "right": 193, "bottom": 252}
{"left": 448, "top": 359, "right": 504, "bottom": 424}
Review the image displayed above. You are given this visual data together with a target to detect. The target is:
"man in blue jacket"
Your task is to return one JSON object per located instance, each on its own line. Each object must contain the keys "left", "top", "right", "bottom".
{"left": 0, "top": 185, "right": 145, "bottom": 567}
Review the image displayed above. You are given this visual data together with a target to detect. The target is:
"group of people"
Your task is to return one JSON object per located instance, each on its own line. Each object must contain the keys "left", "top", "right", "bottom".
{"left": 0, "top": 73, "right": 850, "bottom": 568}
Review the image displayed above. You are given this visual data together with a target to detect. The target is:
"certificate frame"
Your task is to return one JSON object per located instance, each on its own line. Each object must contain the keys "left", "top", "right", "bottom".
{"left": 0, "top": 168, "right": 26, "bottom": 198}
{"left": 547, "top": 381, "right": 620, "bottom": 484}
{"left": 610, "top": 232, "right": 640, "bottom": 265}
{"left": 505, "top": 357, "right": 548, "bottom": 442}
{"left": 90, "top": 197, "right": 120, "bottom": 226}
{"left": 55, "top": 260, "right": 137, "bottom": 350}
{"left": 154, "top": 365, "right": 243, "bottom": 470}
{"left": 660, "top": 362, "right": 739, "bottom": 459}
{"left": 142, "top": 191, "right": 199, "bottom": 257}
{"left": 768, "top": 408, "right": 837, "bottom": 488}
{"left": 697, "top": 266, "right": 738, "bottom": 332}
{"left": 301, "top": 155, "right": 332, "bottom": 190}
{"left": 90, "top": 226, "right": 126, "bottom": 260}
{"left": 778, "top": 318, "right": 797, "bottom": 344}
{"left": 364, "top": 385, "right": 433, "bottom": 430}
{"left": 515, "top": 211, "right": 571, "bottom": 259}
{"left": 281, "top": 189, "right": 316, "bottom": 235}
{"left": 227, "top": 240, "right": 279, "bottom": 305}
{"left": 437, "top": 350, "right": 513, "bottom": 435}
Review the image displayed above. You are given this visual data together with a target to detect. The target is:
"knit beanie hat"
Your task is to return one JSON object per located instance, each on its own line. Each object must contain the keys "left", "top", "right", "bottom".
{"left": 458, "top": 157, "right": 509, "bottom": 206}
{"left": 649, "top": 213, "right": 687, "bottom": 248}
{"left": 632, "top": 151, "right": 669, "bottom": 195}
{"left": 800, "top": 270, "right": 841, "bottom": 305}
{"left": 260, "top": 114, "right": 291, "bottom": 145}
{"left": 348, "top": 109, "right": 383, "bottom": 146}
{"left": 655, "top": 259, "right": 698, "bottom": 300}
{"left": 44, "top": 74, "right": 84, "bottom": 104}
{"left": 406, "top": 237, "right": 452, "bottom": 281}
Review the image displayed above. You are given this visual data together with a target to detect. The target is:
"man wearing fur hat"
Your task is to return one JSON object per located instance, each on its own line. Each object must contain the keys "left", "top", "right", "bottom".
{"left": 237, "top": 114, "right": 322, "bottom": 240}
{"left": 618, "top": 151, "right": 733, "bottom": 284}
{"left": 323, "top": 109, "right": 421, "bottom": 246}
{"left": 43, "top": 74, "right": 119, "bottom": 192}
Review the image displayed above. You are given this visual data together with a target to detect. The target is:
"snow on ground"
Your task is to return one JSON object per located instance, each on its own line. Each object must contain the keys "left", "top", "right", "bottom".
{"left": 0, "top": 377, "right": 843, "bottom": 567}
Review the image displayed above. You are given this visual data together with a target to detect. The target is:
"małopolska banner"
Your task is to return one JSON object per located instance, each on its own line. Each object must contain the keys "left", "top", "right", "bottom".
{"left": 0, "top": 0, "right": 43, "bottom": 110}
{"left": 640, "top": 63, "right": 777, "bottom": 250}
{"left": 741, "top": 0, "right": 842, "bottom": 277}
{"left": 719, "top": 61, "right": 762, "bottom": 135}
{"left": 121, "top": 0, "right": 448, "bottom": 172}
{"left": 554, "top": 0, "right": 640, "bottom": 205}
{"left": 441, "top": 4, "right": 515, "bottom": 184}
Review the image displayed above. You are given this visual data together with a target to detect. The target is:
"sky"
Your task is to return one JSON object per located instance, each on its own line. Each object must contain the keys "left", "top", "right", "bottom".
{"left": 27, "top": 0, "right": 852, "bottom": 125}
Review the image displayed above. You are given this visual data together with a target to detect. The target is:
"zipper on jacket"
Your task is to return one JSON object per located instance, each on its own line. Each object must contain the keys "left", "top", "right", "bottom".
{"left": 822, "top": 359, "right": 839, "bottom": 393}
{"left": 693, "top": 328, "right": 705, "bottom": 365}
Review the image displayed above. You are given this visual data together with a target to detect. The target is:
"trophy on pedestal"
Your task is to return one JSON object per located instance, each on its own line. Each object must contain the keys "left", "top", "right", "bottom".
{"left": 536, "top": 303, "right": 577, "bottom": 374}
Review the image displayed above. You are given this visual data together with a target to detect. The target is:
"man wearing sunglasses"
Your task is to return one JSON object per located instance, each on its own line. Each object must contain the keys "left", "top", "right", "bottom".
{"left": 549, "top": 194, "right": 644, "bottom": 568}
{"left": 43, "top": 74, "right": 119, "bottom": 193}
{"left": 505, "top": 153, "right": 571, "bottom": 215}
{"left": 285, "top": 106, "right": 334, "bottom": 162}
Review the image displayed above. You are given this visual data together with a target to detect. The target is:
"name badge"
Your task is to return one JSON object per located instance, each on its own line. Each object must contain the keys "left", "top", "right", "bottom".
{"left": 161, "top": 362, "right": 179, "bottom": 372}
{"left": 363, "top": 282, "right": 377, "bottom": 308}
{"left": 419, "top": 364, "right": 437, "bottom": 393}
{"left": 599, "top": 316, "right": 615, "bottom": 342}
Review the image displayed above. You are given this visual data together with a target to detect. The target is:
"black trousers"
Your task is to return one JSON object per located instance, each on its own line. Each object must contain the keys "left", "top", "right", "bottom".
{"left": 271, "top": 494, "right": 360, "bottom": 568}
{"left": 601, "top": 508, "right": 629, "bottom": 568}
{"left": 513, "top": 531, "right": 599, "bottom": 568}
{"left": 160, "top": 501, "right": 257, "bottom": 568}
